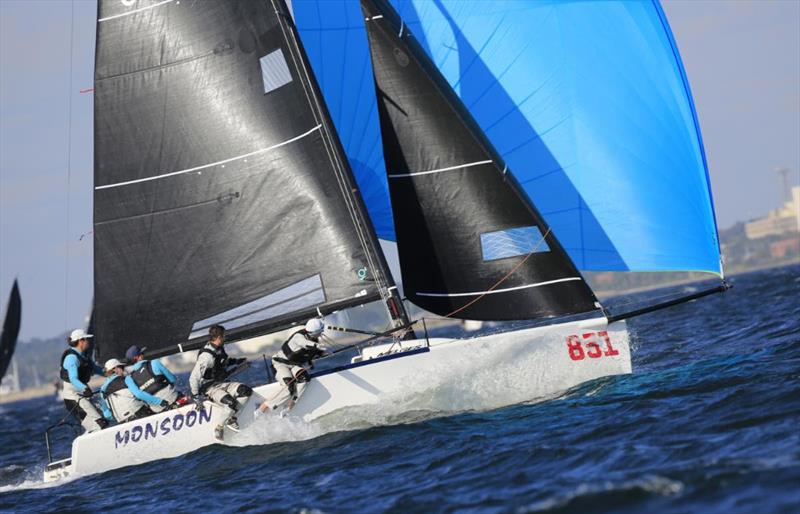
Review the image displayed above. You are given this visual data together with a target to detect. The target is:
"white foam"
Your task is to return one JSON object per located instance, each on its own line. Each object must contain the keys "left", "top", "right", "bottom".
{"left": 0, "top": 465, "right": 81, "bottom": 493}
{"left": 230, "top": 330, "right": 594, "bottom": 447}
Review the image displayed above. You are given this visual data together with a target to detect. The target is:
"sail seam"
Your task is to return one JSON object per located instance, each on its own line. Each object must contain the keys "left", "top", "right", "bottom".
{"left": 417, "top": 277, "right": 583, "bottom": 297}
{"left": 98, "top": 0, "right": 174, "bottom": 22}
{"left": 388, "top": 159, "right": 493, "bottom": 178}
{"left": 95, "top": 125, "right": 322, "bottom": 190}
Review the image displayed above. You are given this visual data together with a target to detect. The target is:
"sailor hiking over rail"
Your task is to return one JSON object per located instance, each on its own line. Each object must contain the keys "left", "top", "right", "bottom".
{"left": 99, "top": 358, "right": 153, "bottom": 424}
{"left": 259, "top": 318, "right": 328, "bottom": 415}
{"left": 189, "top": 324, "right": 251, "bottom": 439}
{"left": 125, "top": 344, "right": 185, "bottom": 412}
{"left": 59, "top": 329, "right": 108, "bottom": 433}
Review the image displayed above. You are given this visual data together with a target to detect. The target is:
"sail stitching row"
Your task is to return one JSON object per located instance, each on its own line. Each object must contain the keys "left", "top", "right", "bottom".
{"left": 96, "top": 125, "right": 322, "bottom": 190}
{"left": 417, "top": 277, "right": 583, "bottom": 298}
{"left": 98, "top": 0, "right": 174, "bottom": 22}
{"left": 388, "top": 159, "right": 493, "bottom": 178}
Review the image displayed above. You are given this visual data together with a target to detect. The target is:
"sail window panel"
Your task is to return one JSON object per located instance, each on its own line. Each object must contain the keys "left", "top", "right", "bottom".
{"left": 480, "top": 226, "right": 550, "bottom": 262}
{"left": 260, "top": 49, "right": 294, "bottom": 94}
{"left": 188, "top": 274, "right": 325, "bottom": 339}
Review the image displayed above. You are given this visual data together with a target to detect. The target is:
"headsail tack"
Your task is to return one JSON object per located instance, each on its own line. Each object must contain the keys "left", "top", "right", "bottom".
{"left": 0, "top": 280, "right": 21, "bottom": 384}
{"left": 93, "top": 0, "right": 399, "bottom": 361}
{"left": 360, "top": 0, "right": 599, "bottom": 320}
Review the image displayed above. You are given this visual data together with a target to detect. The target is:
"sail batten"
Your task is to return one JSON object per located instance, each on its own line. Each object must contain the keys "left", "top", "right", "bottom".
{"left": 95, "top": 125, "right": 322, "bottom": 191}
{"left": 93, "top": 0, "right": 397, "bottom": 361}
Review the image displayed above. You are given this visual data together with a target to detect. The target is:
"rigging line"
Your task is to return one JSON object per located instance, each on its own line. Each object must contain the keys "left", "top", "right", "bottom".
{"left": 599, "top": 280, "right": 723, "bottom": 311}
{"left": 442, "top": 228, "right": 553, "bottom": 319}
{"left": 64, "top": 0, "right": 75, "bottom": 332}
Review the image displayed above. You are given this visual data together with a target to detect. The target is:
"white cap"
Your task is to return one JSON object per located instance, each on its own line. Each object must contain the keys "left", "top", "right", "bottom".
{"left": 69, "top": 329, "right": 94, "bottom": 343}
{"left": 304, "top": 318, "right": 325, "bottom": 336}
{"left": 104, "top": 358, "right": 123, "bottom": 372}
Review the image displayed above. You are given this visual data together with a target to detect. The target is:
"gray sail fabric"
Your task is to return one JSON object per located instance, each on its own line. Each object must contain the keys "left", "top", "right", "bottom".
{"left": 94, "top": 0, "right": 390, "bottom": 361}
{"left": 361, "top": 0, "right": 599, "bottom": 320}
{"left": 0, "top": 280, "right": 21, "bottom": 384}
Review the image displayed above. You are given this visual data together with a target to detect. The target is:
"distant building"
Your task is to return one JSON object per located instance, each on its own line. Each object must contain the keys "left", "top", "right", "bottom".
{"left": 770, "top": 238, "right": 800, "bottom": 259}
{"left": 745, "top": 186, "right": 800, "bottom": 240}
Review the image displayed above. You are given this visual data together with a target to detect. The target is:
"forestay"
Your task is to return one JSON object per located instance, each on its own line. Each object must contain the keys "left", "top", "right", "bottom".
{"left": 360, "top": 0, "right": 599, "bottom": 320}
{"left": 93, "top": 0, "right": 393, "bottom": 361}
{"left": 293, "top": 0, "right": 721, "bottom": 275}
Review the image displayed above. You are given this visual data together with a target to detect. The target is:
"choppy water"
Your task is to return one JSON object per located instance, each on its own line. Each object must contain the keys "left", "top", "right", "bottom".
{"left": 1, "top": 264, "right": 798, "bottom": 513}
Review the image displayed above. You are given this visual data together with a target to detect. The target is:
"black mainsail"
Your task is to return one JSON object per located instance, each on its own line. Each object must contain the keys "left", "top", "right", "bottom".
{"left": 93, "top": 0, "right": 404, "bottom": 361}
{"left": 361, "top": 0, "right": 599, "bottom": 321}
{"left": 0, "top": 280, "right": 21, "bottom": 385}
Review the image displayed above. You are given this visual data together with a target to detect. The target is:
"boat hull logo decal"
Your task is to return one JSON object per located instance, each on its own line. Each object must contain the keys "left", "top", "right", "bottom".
{"left": 114, "top": 406, "right": 213, "bottom": 449}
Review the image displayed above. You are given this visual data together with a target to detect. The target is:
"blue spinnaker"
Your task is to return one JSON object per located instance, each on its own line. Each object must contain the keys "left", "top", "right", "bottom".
{"left": 293, "top": 0, "right": 721, "bottom": 275}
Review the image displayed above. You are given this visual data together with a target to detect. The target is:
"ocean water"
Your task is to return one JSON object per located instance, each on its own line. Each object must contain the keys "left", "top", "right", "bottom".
{"left": 0, "top": 264, "right": 798, "bottom": 513}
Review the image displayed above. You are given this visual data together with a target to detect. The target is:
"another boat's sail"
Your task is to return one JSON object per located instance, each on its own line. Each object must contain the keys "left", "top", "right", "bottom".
{"left": 0, "top": 280, "right": 21, "bottom": 384}
{"left": 93, "top": 0, "right": 400, "bottom": 361}
{"left": 293, "top": 0, "right": 722, "bottom": 276}
{"left": 360, "top": 0, "right": 599, "bottom": 320}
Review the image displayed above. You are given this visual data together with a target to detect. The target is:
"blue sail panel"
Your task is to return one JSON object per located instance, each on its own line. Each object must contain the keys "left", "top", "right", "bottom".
{"left": 391, "top": 0, "right": 720, "bottom": 274}
{"left": 292, "top": 1, "right": 396, "bottom": 241}
{"left": 294, "top": 0, "right": 721, "bottom": 274}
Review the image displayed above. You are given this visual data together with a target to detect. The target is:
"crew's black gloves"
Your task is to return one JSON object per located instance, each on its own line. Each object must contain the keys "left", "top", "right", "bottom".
{"left": 81, "top": 388, "right": 93, "bottom": 398}
{"left": 192, "top": 395, "right": 206, "bottom": 411}
{"left": 160, "top": 399, "right": 170, "bottom": 409}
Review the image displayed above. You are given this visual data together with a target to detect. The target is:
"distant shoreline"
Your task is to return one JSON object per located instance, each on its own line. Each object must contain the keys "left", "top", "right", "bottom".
{"left": 0, "top": 384, "right": 56, "bottom": 405}
{"left": 2, "top": 260, "right": 797, "bottom": 406}
{"left": 594, "top": 258, "right": 799, "bottom": 298}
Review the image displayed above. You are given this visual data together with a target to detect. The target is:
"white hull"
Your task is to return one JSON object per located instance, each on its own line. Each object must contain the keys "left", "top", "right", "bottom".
{"left": 44, "top": 319, "right": 631, "bottom": 481}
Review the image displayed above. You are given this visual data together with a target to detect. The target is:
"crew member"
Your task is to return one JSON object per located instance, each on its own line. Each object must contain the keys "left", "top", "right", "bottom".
{"left": 59, "top": 329, "right": 108, "bottom": 432}
{"left": 125, "top": 345, "right": 183, "bottom": 413}
{"left": 99, "top": 359, "right": 152, "bottom": 423}
{"left": 260, "top": 318, "right": 326, "bottom": 414}
{"left": 189, "top": 324, "right": 251, "bottom": 436}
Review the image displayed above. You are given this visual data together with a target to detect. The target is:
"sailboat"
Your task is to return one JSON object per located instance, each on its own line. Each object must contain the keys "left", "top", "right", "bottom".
{"left": 43, "top": 0, "right": 727, "bottom": 481}
{"left": 0, "top": 280, "right": 22, "bottom": 390}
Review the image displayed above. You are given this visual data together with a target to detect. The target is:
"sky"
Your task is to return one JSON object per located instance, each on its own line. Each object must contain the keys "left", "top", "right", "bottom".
{"left": 1, "top": 0, "right": 799, "bottom": 341}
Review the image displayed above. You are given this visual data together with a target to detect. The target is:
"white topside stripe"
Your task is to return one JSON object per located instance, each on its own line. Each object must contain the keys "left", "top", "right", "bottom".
{"left": 388, "top": 159, "right": 493, "bottom": 178}
{"left": 96, "top": 125, "right": 322, "bottom": 190}
{"left": 416, "top": 277, "right": 583, "bottom": 298}
{"left": 99, "top": 0, "right": 174, "bottom": 22}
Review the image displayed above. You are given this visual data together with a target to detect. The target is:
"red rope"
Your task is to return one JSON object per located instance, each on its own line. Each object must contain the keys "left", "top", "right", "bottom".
{"left": 443, "top": 228, "right": 551, "bottom": 319}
